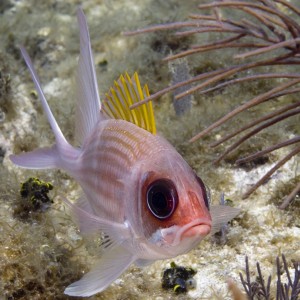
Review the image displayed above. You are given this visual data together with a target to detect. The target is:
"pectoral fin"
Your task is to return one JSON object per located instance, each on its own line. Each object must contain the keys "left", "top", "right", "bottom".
{"left": 62, "top": 195, "right": 130, "bottom": 245}
{"left": 135, "top": 259, "right": 154, "bottom": 267}
{"left": 210, "top": 205, "right": 240, "bottom": 235}
{"left": 64, "top": 245, "right": 135, "bottom": 297}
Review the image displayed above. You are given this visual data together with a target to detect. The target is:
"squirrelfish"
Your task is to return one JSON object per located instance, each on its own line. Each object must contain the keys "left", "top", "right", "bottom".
{"left": 10, "top": 9, "right": 239, "bottom": 297}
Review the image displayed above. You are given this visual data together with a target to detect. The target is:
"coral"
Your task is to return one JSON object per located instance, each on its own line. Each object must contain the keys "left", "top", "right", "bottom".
{"left": 125, "top": 0, "right": 300, "bottom": 207}
{"left": 239, "top": 255, "right": 300, "bottom": 299}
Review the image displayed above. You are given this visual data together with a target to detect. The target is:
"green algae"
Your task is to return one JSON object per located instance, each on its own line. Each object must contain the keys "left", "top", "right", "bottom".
{"left": 0, "top": 168, "right": 84, "bottom": 300}
{"left": 0, "top": 52, "right": 13, "bottom": 122}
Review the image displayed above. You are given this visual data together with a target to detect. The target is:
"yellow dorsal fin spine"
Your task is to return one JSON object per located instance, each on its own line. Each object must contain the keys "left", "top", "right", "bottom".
{"left": 132, "top": 73, "right": 147, "bottom": 129}
{"left": 102, "top": 72, "right": 156, "bottom": 135}
{"left": 111, "top": 87, "right": 126, "bottom": 120}
{"left": 125, "top": 73, "right": 142, "bottom": 126}
{"left": 143, "top": 84, "right": 155, "bottom": 133}
{"left": 121, "top": 74, "right": 139, "bottom": 125}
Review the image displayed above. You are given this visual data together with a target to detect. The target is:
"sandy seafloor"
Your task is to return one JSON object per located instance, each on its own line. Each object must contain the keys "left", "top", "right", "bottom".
{"left": 0, "top": 0, "right": 299, "bottom": 299}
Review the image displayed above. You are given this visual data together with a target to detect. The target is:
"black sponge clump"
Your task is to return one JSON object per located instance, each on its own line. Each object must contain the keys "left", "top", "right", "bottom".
{"left": 13, "top": 177, "right": 54, "bottom": 220}
{"left": 162, "top": 261, "right": 197, "bottom": 294}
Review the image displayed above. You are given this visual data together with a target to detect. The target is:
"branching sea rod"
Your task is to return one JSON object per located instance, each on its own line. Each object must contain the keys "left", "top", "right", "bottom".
{"left": 125, "top": 0, "right": 300, "bottom": 206}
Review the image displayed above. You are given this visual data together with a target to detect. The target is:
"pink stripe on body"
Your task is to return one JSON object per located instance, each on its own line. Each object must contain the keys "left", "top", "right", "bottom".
{"left": 74, "top": 119, "right": 165, "bottom": 223}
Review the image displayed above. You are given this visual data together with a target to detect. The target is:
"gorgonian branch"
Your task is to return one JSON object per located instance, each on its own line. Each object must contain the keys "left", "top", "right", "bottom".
{"left": 125, "top": 0, "right": 300, "bottom": 204}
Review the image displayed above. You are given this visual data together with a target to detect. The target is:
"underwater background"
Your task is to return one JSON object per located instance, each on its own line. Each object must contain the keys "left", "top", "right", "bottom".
{"left": 0, "top": 0, "right": 299, "bottom": 299}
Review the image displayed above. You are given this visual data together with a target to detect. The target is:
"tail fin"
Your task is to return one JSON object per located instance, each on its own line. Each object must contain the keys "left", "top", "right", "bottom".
{"left": 21, "top": 47, "right": 70, "bottom": 152}
{"left": 10, "top": 48, "right": 78, "bottom": 169}
{"left": 20, "top": 47, "right": 70, "bottom": 154}
{"left": 10, "top": 9, "right": 99, "bottom": 169}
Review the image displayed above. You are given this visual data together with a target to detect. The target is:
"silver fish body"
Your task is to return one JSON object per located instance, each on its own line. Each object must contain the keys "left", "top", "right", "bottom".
{"left": 66, "top": 117, "right": 211, "bottom": 258}
{"left": 10, "top": 9, "right": 239, "bottom": 297}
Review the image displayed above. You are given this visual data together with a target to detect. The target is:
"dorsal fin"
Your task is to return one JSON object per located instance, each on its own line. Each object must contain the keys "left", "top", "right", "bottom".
{"left": 75, "top": 8, "right": 101, "bottom": 145}
{"left": 102, "top": 72, "right": 156, "bottom": 135}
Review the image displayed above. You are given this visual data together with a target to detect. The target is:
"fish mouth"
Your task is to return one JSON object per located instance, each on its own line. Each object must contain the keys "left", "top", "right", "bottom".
{"left": 172, "top": 218, "right": 211, "bottom": 246}
{"left": 181, "top": 223, "right": 211, "bottom": 239}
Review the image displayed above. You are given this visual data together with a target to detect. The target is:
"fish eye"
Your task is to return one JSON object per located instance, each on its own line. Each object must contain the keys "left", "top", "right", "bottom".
{"left": 146, "top": 179, "right": 178, "bottom": 220}
{"left": 195, "top": 175, "right": 210, "bottom": 209}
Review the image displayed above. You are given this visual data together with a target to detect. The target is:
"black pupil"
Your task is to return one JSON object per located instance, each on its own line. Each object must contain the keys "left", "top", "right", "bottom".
{"left": 152, "top": 192, "right": 168, "bottom": 210}
{"left": 147, "top": 179, "right": 178, "bottom": 219}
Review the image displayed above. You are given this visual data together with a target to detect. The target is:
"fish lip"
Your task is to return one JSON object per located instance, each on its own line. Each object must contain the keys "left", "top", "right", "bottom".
{"left": 172, "top": 218, "right": 211, "bottom": 245}
{"left": 182, "top": 223, "right": 211, "bottom": 238}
